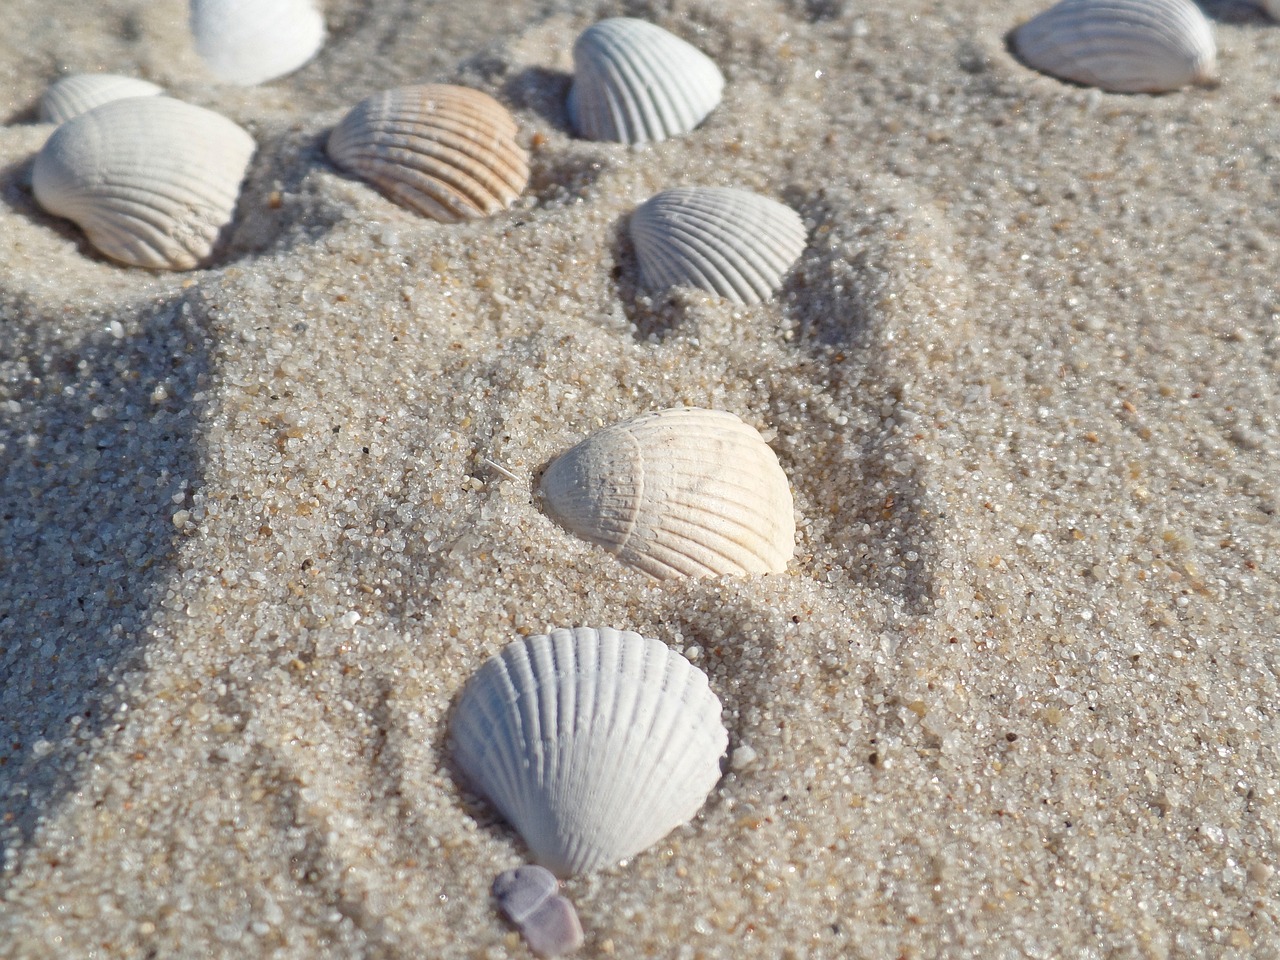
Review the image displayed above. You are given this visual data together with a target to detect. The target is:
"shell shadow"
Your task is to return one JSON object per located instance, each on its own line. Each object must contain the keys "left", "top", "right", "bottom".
{"left": 778, "top": 188, "right": 878, "bottom": 349}
{"left": 502, "top": 66, "right": 574, "bottom": 136}
{"left": 0, "top": 294, "right": 211, "bottom": 863}
{"left": 606, "top": 210, "right": 702, "bottom": 342}
{"left": 1196, "top": 0, "right": 1271, "bottom": 24}
{"left": 220, "top": 127, "right": 347, "bottom": 263}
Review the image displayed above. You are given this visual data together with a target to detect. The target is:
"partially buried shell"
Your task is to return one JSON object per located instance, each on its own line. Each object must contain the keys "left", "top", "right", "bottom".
{"left": 40, "top": 74, "right": 164, "bottom": 125}
{"left": 538, "top": 407, "right": 795, "bottom": 580}
{"left": 452, "top": 627, "right": 728, "bottom": 877}
{"left": 1011, "top": 0, "right": 1216, "bottom": 93}
{"left": 567, "top": 18, "right": 724, "bottom": 144}
{"left": 32, "top": 97, "right": 255, "bottom": 270}
{"left": 189, "top": 0, "right": 325, "bottom": 86}
{"left": 629, "top": 187, "right": 807, "bottom": 305}
{"left": 327, "top": 84, "right": 529, "bottom": 223}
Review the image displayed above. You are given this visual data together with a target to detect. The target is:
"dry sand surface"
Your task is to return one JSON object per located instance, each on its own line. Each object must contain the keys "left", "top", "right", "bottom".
{"left": 1, "top": 0, "right": 1279, "bottom": 957}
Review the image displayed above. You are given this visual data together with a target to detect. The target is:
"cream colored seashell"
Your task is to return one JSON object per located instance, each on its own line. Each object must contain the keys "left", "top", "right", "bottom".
{"left": 32, "top": 97, "right": 255, "bottom": 270}
{"left": 40, "top": 74, "right": 164, "bottom": 125}
{"left": 1012, "top": 0, "right": 1216, "bottom": 93}
{"left": 452, "top": 627, "right": 728, "bottom": 877}
{"left": 189, "top": 0, "right": 325, "bottom": 86}
{"left": 567, "top": 18, "right": 725, "bottom": 144}
{"left": 629, "top": 187, "right": 807, "bottom": 305}
{"left": 538, "top": 408, "right": 795, "bottom": 579}
{"left": 327, "top": 84, "right": 529, "bottom": 223}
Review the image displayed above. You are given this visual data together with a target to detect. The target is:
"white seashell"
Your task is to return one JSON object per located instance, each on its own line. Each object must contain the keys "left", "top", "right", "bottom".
{"left": 1012, "top": 0, "right": 1216, "bottom": 93}
{"left": 493, "top": 866, "right": 584, "bottom": 958}
{"left": 538, "top": 408, "right": 795, "bottom": 580}
{"left": 567, "top": 18, "right": 725, "bottom": 144}
{"left": 40, "top": 74, "right": 164, "bottom": 126}
{"left": 32, "top": 97, "right": 255, "bottom": 270}
{"left": 327, "top": 84, "right": 529, "bottom": 223}
{"left": 189, "top": 0, "right": 325, "bottom": 86}
{"left": 452, "top": 627, "right": 728, "bottom": 877}
{"left": 629, "top": 187, "right": 807, "bottom": 305}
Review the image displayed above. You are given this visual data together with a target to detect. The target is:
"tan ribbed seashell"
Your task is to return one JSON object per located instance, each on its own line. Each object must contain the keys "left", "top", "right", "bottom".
{"left": 538, "top": 408, "right": 795, "bottom": 579}
{"left": 1012, "top": 0, "right": 1216, "bottom": 93}
{"left": 326, "top": 84, "right": 529, "bottom": 223}
{"left": 40, "top": 74, "right": 164, "bottom": 125}
{"left": 190, "top": 0, "right": 326, "bottom": 86}
{"left": 32, "top": 97, "right": 255, "bottom": 270}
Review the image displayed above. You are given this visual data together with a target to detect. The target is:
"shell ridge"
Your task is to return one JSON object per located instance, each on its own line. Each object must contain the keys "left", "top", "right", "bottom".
{"left": 651, "top": 220, "right": 777, "bottom": 301}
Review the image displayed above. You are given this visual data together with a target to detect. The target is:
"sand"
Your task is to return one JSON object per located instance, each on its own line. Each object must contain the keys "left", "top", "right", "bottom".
{"left": 1, "top": 0, "right": 1278, "bottom": 957}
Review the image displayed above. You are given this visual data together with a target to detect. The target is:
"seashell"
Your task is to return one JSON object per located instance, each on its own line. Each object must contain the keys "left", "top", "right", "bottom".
{"left": 452, "top": 627, "right": 728, "bottom": 877}
{"left": 567, "top": 18, "right": 725, "bottom": 144}
{"left": 538, "top": 407, "right": 795, "bottom": 580}
{"left": 1265, "top": 0, "right": 1280, "bottom": 21}
{"left": 40, "top": 74, "right": 165, "bottom": 126}
{"left": 32, "top": 97, "right": 255, "bottom": 270}
{"left": 189, "top": 0, "right": 325, "bottom": 86}
{"left": 326, "top": 84, "right": 529, "bottom": 223}
{"left": 493, "top": 865, "right": 584, "bottom": 958}
{"left": 629, "top": 187, "right": 807, "bottom": 305}
{"left": 1011, "top": 0, "right": 1216, "bottom": 93}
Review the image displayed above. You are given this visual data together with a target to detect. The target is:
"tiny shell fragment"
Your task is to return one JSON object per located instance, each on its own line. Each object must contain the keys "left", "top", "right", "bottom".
{"left": 493, "top": 865, "right": 584, "bottom": 958}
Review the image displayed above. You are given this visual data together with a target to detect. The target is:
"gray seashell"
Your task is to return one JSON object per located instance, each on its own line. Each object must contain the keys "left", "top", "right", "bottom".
{"left": 190, "top": 0, "right": 325, "bottom": 86}
{"left": 1012, "top": 0, "right": 1216, "bottom": 93}
{"left": 327, "top": 84, "right": 529, "bottom": 223}
{"left": 32, "top": 97, "right": 255, "bottom": 270}
{"left": 40, "top": 74, "right": 165, "bottom": 126}
{"left": 452, "top": 627, "right": 728, "bottom": 877}
{"left": 629, "top": 187, "right": 807, "bottom": 305}
{"left": 1265, "top": 0, "right": 1280, "bottom": 20}
{"left": 538, "top": 407, "right": 795, "bottom": 580}
{"left": 567, "top": 18, "right": 724, "bottom": 144}
{"left": 493, "top": 866, "right": 584, "bottom": 958}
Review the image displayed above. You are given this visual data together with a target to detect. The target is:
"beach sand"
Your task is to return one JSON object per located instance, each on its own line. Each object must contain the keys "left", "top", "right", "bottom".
{"left": 1, "top": 0, "right": 1278, "bottom": 956}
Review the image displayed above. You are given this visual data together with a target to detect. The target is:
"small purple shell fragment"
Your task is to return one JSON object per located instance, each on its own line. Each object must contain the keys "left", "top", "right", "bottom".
{"left": 493, "top": 865, "right": 585, "bottom": 957}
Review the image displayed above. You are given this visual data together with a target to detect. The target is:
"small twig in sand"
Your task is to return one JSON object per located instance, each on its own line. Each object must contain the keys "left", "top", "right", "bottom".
{"left": 483, "top": 457, "right": 521, "bottom": 483}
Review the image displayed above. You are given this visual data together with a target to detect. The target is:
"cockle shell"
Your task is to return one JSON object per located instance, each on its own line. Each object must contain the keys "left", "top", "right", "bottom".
{"left": 1011, "top": 0, "right": 1216, "bottom": 93}
{"left": 538, "top": 407, "right": 795, "bottom": 580}
{"left": 452, "top": 627, "right": 728, "bottom": 877}
{"left": 567, "top": 18, "right": 725, "bottom": 144}
{"left": 40, "top": 74, "right": 164, "bottom": 125}
{"left": 326, "top": 84, "right": 529, "bottom": 223}
{"left": 493, "top": 866, "right": 584, "bottom": 958}
{"left": 189, "top": 0, "right": 325, "bottom": 86}
{"left": 629, "top": 187, "right": 808, "bottom": 305}
{"left": 32, "top": 97, "right": 255, "bottom": 270}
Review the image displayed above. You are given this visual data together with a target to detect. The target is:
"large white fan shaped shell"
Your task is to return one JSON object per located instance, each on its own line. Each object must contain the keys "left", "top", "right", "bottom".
{"left": 629, "top": 187, "right": 808, "bottom": 305}
{"left": 40, "top": 74, "right": 165, "bottom": 125}
{"left": 452, "top": 627, "right": 728, "bottom": 877}
{"left": 538, "top": 408, "right": 795, "bottom": 580}
{"left": 1012, "top": 0, "right": 1216, "bottom": 93}
{"left": 567, "top": 18, "right": 724, "bottom": 144}
{"left": 190, "top": 0, "right": 325, "bottom": 86}
{"left": 32, "top": 97, "right": 256, "bottom": 270}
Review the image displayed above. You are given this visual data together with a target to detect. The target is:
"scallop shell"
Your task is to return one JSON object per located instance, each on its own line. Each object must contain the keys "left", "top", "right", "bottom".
{"left": 1011, "top": 0, "right": 1216, "bottom": 93}
{"left": 567, "top": 18, "right": 725, "bottom": 144}
{"left": 189, "top": 0, "right": 325, "bottom": 86}
{"left": 326, "top": 84, "right": 529, "bottom": 223}
{"left": 538, "top": 407, "right": 795, "bottom": 580}
{"left": 32, "top": 97, "right": 255, "bottom": 270}
{"left": 629, "top": 187, "right": 807, "bottom": 305}
{"left": 40, "top": 74, "right": 165, "bottom": 126}
{"left": 452, "top": 627, "right": 728, "bottom": 877}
